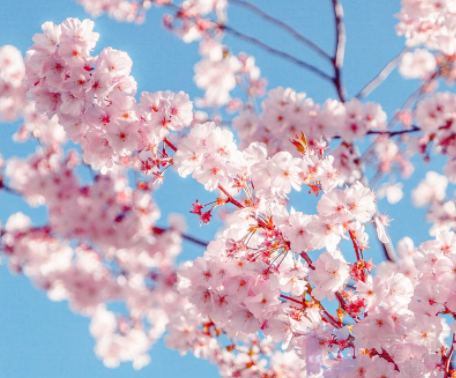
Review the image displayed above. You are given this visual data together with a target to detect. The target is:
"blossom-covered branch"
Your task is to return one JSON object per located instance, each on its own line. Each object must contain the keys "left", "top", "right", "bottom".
{"left": 3, "top": 0, "right": 456, "bottom": 377}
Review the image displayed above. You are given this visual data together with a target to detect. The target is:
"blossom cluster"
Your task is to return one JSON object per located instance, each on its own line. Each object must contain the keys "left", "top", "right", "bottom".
{"left": 0, "top": 45, "right": 66, "bottom": 146}
{"left": 413, "top": 92, "right": 456, "bottom": 182}
{"left": 397, "top": 0, "right": 456, "bottom": 55}
{"left": 234, "top": 87, "right": 387, "bottom": 152}
{"left": 2, "top": 145, "right": 190, "bottom": 367}
{"left": 74, "top": 0, "right": 227, "bottom": 28}
{"left": 25, "top": 18, "right": 193, "bottom": 170}
{"left": 0, "top": 45, "right": 26, "bottom": 122}
{"left": 75, "top": 0, "right": 147, "bottom": 23}
{"left": 194, "top": 40, "right": 265, "bottom": 108}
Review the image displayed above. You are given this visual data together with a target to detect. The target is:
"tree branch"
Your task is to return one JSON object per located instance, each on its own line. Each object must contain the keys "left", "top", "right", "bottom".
{"left": 368, "top": 126, "right": 421, "bottom": 137}
{"left": 331, "top": 0, "right": 346, "bottom": 102}
{"left": 163, "top": 1, "right": 334, "bottom": 84}
{"left": 152, "top": 227, "right": 209, "bottom": 247}
{"left": 280, "top": 294, "right": 305, "bottom": 306}
{"left": 378, "top": 236, "right": 396, "bottom": 262}
{"left": 356, "top": 48, "right": 408, "bottom": 99}
{"left": 300, "top": 251, "right": 316, "bottom": 270}
{"left": 229, "top": 0, "right": 332, "bottom": 62}
{"left": 217, "top": 184, "right": 245, "bottom": 208}
{"left": 222, "top": 24, "right": 334, "bottom": 82}
{"left": 335, "top": 291, "right": 359, "bottom": 323}
{"left": 332, "top": 125, "right": 421, "bottom": 140}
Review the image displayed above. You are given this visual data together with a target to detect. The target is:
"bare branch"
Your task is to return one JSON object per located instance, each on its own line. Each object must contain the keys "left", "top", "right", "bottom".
{"left": 222, "top": 24, "right": 334, "bottom": 82}
{"left": 387, "top": 72, "right": 438, "bottom": 129}
{"left": 376, "top": 227, "right": 397, "bottom": 262}
{"left": 153, "top": 227, "right": 209, "bottom": 248}
{"left": 162, "top": 1, "right": 334, "bottom": 83}
{"left": 368, "top": 125, "right": 421, "bottom": 137}
{"left": 356, "top": 48, "right": 409, "bottom": 99}
{"left": 181, "top": 233, "right": 209, "bottom": 248}
{"left": 229, "top": 0, "right": 332, "bottom": 62}
{"left": 332, "top": 125, "right": 421, "bottom": 140}
{"left": 331, "top": 0, "right": 347, "bottom": 102}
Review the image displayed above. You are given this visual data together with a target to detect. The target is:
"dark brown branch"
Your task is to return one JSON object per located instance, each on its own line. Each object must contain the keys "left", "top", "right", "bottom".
{"left": 222, "top": 25, "right": 334, "bottom": 82}
{"left": 152, "top": 227, "right": 209, "bottom": 248}
{"left": 181, "top": 233, "right": 209, "bottom": 247}
{"left": 356, "top": 48, "right": 409, "bottom": 99}
{"left": 229, "top": 0, "right": 332, "bottom": 62}
{"left": 368, "top": 126, "right": 421, "bottom": 137}
{"left": 332, "top": 125, "right": 421, "bottom": 140}
{"left": 331, "top": 0, "right": 346, "bottom": 102}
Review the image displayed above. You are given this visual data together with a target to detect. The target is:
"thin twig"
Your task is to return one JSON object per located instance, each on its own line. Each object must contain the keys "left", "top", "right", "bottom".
{"left": 333, "top": 126, "right": 421, "bottom": 140}
{"left": 222, "top": 24, "right": 334, "bottom": 82}
{"left": 321, "top": 306, "right": 343, "bottom": 328}
{"left": 355, "top": 134, "right": 401, "bottom": 263}
{"left": 162, "top": 1, "right": 333, "bottom": 83}
{"left": 360, "top": 73, "right": 432, "bottom": 160}
{"left": 181, "top": 233, "right": 209, "bottom": 247}
{"left": 331, "top": 0, "right": 346, "bottom": 102}
{"left": 218, "top": 184, "right": 244, "bottom": 208}
{"left": 163, "top": 137, "right": 274, "bottom": 231}
{"left": 368, "top": 126, "right": 421, "bottom": 137}
{"left": 280, "top": 294, "right": 305, "bottom": 306}
{"left": 229, "top": 0, "right": 332, "bottom": 62}
{"left": 356, "top": 158, "right": 399, "bottom": 263}
{"left": 335, "top": 291, "right": 359, "bottom": 323}
{"left": 280, "top": 294, "right": 342, "bottom": 328}
{"left": 153, "top": 226, "right": 209, "bottom": 247}
{"left": 387, "top": 71, "right": 438, "bottom": 129}
{"left": 356, "top": 48, "right": 409, "bottom": 99}
{"left": 164, "top": 138, "right": 245, "bottom": 209}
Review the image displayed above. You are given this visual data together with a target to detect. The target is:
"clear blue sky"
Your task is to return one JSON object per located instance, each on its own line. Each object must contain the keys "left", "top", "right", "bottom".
{"left": 0, "top": 1, "right": 447, "bottom": 377}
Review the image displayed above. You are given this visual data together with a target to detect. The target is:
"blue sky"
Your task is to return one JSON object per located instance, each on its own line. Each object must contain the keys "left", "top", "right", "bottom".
{"left": 0, "top": 0, "right": 447, "bottom": 377}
